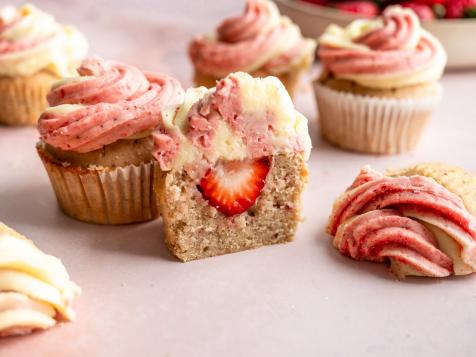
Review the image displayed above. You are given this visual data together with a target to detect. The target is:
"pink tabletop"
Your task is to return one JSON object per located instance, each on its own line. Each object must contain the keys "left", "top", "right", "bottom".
{"left": 1, "top": 1, "right": 476, "bottom": 356}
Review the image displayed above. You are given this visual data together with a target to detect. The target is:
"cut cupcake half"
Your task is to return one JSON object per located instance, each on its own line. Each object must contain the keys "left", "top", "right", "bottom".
{"left": 153, "top": 72, "right": 312, "bottom": 261}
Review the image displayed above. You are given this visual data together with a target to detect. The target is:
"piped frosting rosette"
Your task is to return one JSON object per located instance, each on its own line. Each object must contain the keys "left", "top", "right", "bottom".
{"left": 327, "top": 164, "right": 476, "bottom": 278}
{"left": 38, "top": 57, "right": 184, "bottom": 153}
{"left": 318, "top": 5, "right": 447, "bottom": 89}
{"left": 0, "top": 223, "right": 80, "bottom": 337}
{"left": 189, "top": 0, "right": 316, "bottom": 78}
{"left": 0, "top": 4, "right": 87, "bottom": 77}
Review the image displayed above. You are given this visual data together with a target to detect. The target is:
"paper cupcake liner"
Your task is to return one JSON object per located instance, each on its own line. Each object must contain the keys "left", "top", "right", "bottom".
{"left": 314, "top": 83, "right": 443, "bottom": 154}
{"left": 0, "top": 71, "right": 59, "bottom": 126}
{"left": 38, "top": 146, "right": 158, "bottom": 225}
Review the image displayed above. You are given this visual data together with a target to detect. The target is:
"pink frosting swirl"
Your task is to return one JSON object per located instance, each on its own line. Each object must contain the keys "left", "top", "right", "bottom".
{"left": 327, "top": 167, "right": 476, "bottom": 278}
{"left": 0, "top": 10, "right": 53, "bottom": 55}
{"left": 189, "top": 0, "right": 312, "bottom": 77}
{"left": 319, "top": 6, "right": 444, "bottom": 78}
{"left": 38, "top": 58, "right": 184, "bottom": 153}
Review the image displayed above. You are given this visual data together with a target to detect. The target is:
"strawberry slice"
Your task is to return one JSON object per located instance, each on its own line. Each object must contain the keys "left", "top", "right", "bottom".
{"left": 197, "top": 157, "right": 271, "bottom": 216}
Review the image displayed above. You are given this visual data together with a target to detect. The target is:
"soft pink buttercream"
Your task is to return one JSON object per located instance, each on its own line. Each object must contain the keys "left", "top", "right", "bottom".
{"left": 319, "top": 7, "right": 441, "bottom": 77}
{"left": 189, "top": 0, "right": 309, "bottom": 76}
{"left": 38, "top": 58, "right": 184, "bottom": 153}
{"left": 328, "top": 167, "right": 476, "bottom": 277}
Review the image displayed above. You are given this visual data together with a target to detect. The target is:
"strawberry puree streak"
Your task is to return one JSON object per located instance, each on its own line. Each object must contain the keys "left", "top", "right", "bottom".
{"left": 38, "top": 58, "right": 184, "bottom": 153}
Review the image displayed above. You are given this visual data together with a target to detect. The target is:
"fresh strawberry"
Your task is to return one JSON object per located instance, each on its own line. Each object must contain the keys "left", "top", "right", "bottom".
{"left": 445, "top": 0, "right": 476, "bottom": 18}
{"left": 300, "top": 0, "right": 330, "bottom": 6}
{"left": 401, "top": 2, "right": 435, "bottom": 20}
{"left": 197, "top": 157, "right": 271, "bottom": 216}
{"left": 333, "top": 1, "right": 380, "bottom": 17}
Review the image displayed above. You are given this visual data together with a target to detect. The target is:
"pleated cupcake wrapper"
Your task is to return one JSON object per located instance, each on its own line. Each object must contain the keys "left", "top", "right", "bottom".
{"left": 38, "top": 148, "right": 158, "bottom": 225}
{"left": 0, "top": 71, "right": 57, "bottom": 126}
{"left": 314, "top": 83, "right": 443, "bottom": 154}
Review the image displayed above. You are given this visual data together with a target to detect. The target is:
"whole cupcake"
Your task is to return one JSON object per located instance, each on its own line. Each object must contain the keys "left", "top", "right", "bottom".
{"left": 315, "top": 6, "right": 447, "bottom": 154}
{"left": 37, "top": 57, "right": 184, "bottom": 225}
{"left": 189, "top": 0, "right": 316, "bottom": 97}
{"left": 0, "top": 4, "right": 87, "bottom": 126}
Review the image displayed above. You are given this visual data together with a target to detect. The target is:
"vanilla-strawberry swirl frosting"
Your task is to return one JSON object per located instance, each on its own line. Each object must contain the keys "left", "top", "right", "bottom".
{"left": 189, "top": 0, "right": 316, "bottom": 77}
{"left": 327, "top": 166, "right": 476, "bottom": 278}
{"left": 0, "top": 4, "right": 87, "bottom": 77}
{"left": 38, "top": 58, "right": 184, "bottom": 153}
{"left": 153, "top": 72, "right": 311, "bottom": 175}
{"left": 318, "top": 6, "right": 447, "bottom": 89}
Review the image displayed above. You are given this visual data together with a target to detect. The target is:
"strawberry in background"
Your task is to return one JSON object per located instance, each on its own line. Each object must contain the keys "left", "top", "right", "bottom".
{"left": 333, "top": 1, "right": 380, "bottom": 16}
{"left": 445, "top": 0, "right": 476, "bottom": 18}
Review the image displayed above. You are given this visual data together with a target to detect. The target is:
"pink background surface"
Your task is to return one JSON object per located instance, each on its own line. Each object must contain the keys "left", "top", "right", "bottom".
{"left": 1, "top": 1, "right": 476, "bottom": 356}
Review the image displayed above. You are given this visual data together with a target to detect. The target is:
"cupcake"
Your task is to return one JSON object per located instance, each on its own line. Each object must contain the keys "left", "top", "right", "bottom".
{"left": 37, "top": 57, "right": 184, "bottom": 225}
{"left": 315, "top": 6, "right": 447, "bottom": 154}
{"left": 0, "top": 4, "right": 87, "bottom": 126}
{"left": 153, "top": 72, "right": 312, "bottom": 261}
{"left": 327, "top": 163, "right": 476, "bottom": 279}
{"left": 0, "top": 222, "right": 80, "bottom": 337}
{"left": 189, "top": 0, "right": 316, "bottom": 97}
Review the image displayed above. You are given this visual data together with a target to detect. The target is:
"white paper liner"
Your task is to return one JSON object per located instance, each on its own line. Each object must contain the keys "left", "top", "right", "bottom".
{"left": 38, "top": 148, "right": 158, "bottom": 224}
{"left": 314, "top": 83, "right": 443, "bottom": 154}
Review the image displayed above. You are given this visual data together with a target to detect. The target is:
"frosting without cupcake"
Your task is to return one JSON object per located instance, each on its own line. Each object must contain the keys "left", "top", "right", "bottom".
{"left": 327, "top": 165, "right": 476, "bottom": 278}
{"left": 0, "top": 4, "right": 87, "bottom": 77}
{"left": 0, "top": 223, "right": 80, "bottom": 337}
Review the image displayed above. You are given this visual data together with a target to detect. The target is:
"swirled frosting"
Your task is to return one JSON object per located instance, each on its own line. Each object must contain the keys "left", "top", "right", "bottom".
{"left": 0, "top": 4, "right": 87, "bottom": 77}
{"left": 38, "top": 57, "right": 184, "bottom": 153}
{"left": 327, "top": 166, "right": 476, "bottom": 278}
{"left": 189, "top": 0, "right": 316, "bottom": 77}
{"left": 0, "top": 223, "right": 80, "bottom": 337}
{"left": 153, "top": 72, "right": 311, "bottom": 176}
{"left": 318, "top": 6, "right": 447, "bottom": 89}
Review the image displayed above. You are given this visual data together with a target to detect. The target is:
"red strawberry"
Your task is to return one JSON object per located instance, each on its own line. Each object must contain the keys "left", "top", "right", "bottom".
{"left": 333, "top": 1, "right": 380, "bottom": 17}
{"left": 445, "top": 0, "right": 476, "bottom": 18}
{"left": 401, "top": 2, "right": 435, "bottom": 20}
{"left": 300, "top": 0, "right": 329, "bottom": 5}
{"left": 197, "top": 157, "right": 271, "bottom": 216}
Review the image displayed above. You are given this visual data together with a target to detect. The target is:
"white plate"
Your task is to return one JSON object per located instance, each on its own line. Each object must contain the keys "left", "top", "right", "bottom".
{"left": 276, "top": 0, "right": 476, "bottom": 69}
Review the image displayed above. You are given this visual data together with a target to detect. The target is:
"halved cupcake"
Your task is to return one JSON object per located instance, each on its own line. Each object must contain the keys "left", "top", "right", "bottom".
{"left": 0, "top": 222, "right": 80, "bottom": 337}
{"left": 153, "top": 72, "right": 312, "bottom": 261}
{"left": 315, "top": 6, "right": 447, "bottom": 154}
{"left": 37, "top": 57, "right": 184, "bottom": 225}
{"left": 189, "top": 0, "right": 316, "bottom": 97}
{"left": 0, "top": 4, "right": 87, "bottom": 126}
{"left": 327, "top": 163, "right": 476, "bottom": 278}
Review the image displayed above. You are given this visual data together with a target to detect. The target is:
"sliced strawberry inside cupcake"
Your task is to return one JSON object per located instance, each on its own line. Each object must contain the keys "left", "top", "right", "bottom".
{"left": 198, "top": 157, "right": 271, "bottom": 216}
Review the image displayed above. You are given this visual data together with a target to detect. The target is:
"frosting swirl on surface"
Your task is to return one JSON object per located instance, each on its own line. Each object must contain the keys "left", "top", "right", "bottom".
{"left": 38, "top": 57, "right": 184, "bottom": 153}
{"left": 327, "top": 166, "right": 476, "bottom": 278}
{"left": 189, "top": 0, "right": 316, "bottom": 77}
{"left": 0, "top": 4, "right": 87, "bottom": 77}
{"left": 318, "top": 6, "right": 447, "bottom": 89}
{"left": 153, "top": 72, "right": 311, "bottom": 175}
{"left": 0, "top": 223, "right": 80, "bottom": 337}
